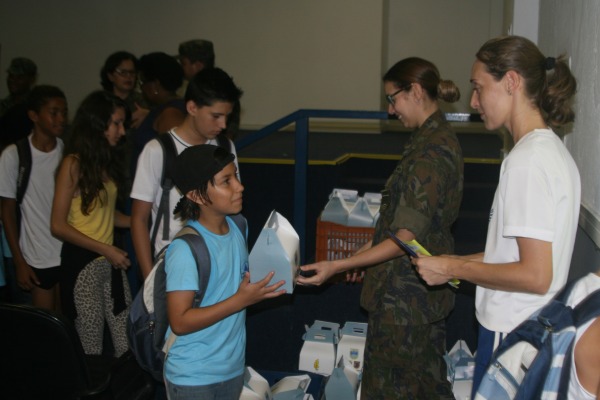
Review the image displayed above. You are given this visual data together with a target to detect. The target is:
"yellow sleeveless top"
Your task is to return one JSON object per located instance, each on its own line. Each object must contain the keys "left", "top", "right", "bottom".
{"left": 67, "top": 180, "right": 117, "bottom": 245}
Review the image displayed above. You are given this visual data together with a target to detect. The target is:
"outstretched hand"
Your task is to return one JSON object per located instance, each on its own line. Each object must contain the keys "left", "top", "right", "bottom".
{"left": 236, "top": 271, "right": 286, "bottom": 306}
{"left": 296, "top": 261, "right": 336, "bottom": 286}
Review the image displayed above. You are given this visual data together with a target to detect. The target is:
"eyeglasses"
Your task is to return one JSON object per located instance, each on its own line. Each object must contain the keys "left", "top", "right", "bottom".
{"left": 386, "top": 83, "right": 412, "bottom": 105}
{"left": 114, "top": 68, "right": 137, "bottom": 78}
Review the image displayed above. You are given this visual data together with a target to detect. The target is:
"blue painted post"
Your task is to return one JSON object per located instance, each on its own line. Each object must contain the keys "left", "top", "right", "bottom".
{"left": 294, "top": 114, "right": 309, "bottom": 263}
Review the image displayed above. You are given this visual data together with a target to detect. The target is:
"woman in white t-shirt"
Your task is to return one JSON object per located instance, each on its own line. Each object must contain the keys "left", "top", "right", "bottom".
{"left": 412, "top": 35, "right": 581, "bottom": 394}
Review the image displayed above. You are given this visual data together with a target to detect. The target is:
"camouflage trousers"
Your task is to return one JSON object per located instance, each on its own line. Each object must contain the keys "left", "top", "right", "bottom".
{"left": 360, "top": 316, "right": 454, "bottom": 400}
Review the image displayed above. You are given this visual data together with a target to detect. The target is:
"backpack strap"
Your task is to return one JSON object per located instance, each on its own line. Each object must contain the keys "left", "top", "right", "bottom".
{"left": 170, "top": 215, "right": 247, "bottom": 308}
{"left": 151, "top": 133, "right": 178, "bottom": 247}
{"left": 572, "top": 288, "right": 600, "bottom": 327}
{"left": 15, "top": 137, "right": 32, "bottom": 204}
{"left": 162, "top": 225, "right": 210, "bottom": 355}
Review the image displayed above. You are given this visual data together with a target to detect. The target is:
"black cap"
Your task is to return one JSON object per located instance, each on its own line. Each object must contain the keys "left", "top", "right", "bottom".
{"left": 173, "top": 144, "right": 235, "bottom": 196}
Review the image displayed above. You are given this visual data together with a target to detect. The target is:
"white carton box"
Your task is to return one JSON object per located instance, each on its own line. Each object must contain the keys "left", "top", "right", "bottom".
{"left": 309, "top": 320, "right": 340, "bottom": 339}
{"left": 444, "top": 340, "right": 475, "bottom": 400}
{"left": 298, "top": 328, "right": 337, "bottom": 376}
{"left": 324, "top": 358, "right": 361, "bottom": 400}
{"left": 248, "top": 210, "right": 299, "bottom": 293}
{"left": 335, "top": 322, "right": 367, "bottom": 371}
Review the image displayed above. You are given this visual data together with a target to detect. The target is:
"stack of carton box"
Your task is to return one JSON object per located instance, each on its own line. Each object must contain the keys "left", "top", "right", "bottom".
{"left": 299, "top": 320, "right": 368, "bottom": 399}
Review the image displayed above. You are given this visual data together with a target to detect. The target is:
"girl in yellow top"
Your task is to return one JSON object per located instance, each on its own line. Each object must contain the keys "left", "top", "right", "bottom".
{"left": 51, "top": 91, "right": 131, "bottom": 356}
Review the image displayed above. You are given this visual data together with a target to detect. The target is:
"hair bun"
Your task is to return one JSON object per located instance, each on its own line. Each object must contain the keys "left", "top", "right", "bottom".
{"left": 544, "top": 57, "right": 556, "bottom": 71}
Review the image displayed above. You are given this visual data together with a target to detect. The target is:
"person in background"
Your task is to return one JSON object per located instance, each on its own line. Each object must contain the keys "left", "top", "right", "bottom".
{"left": 0, "top": 57, "right": 37, "bottom": 151}
{"left": 178, "top": 39, "right": 215, "bottom": 83}
{"left": 100, "top": 51, "right": 148, "bottom": 129}
{"left": 0, "top": 57, "right": 37, "bottom": 117}
{"left": 131, "top": 52, "right": 185, "bottom": 174}
{"left": 412, "top": 35, "right": 580, "bottom": 395}
{"left": 131, "top": 67, "right": 242, "bottom": 281}
{"left": 51, "top": 90, "right": 131, "bottom": 356}
{"left": 177, "top": 39, "right": 241, "bottom": 140}
{"left": 0, "top": 85, "right": 67, "bottom": 311}
{"left": 163, "top": 144, "right": 285, "bottom": 400}
{"left": 100, "top": 51, "right": 149, "bottom": 295}
{"left": 298, "top": 57, "right": 463, "bottom": 399}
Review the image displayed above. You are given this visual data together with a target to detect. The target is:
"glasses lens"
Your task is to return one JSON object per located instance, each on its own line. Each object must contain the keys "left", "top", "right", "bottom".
{"left": 116, "top": 68, "right": 136, "bottom": 77}
{"left": 386, "top": 84, "right": 411, "bottom": 105}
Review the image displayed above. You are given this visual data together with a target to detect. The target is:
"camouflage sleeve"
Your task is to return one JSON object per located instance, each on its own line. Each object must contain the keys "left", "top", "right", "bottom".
{"left": 391, "top": 140, "right": 449, "bottom": 239}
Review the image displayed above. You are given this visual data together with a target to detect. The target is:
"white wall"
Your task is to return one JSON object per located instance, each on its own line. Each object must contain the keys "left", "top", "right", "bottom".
{"left": 385, "top": 0, "right": 504, "bottom": 114}
{"left": 511, "top": 0, "right": 539, "bottom": 42}
{"left": 0, "top": 0, "right": 383, "bottom": 129}
{"left": 538, "top": 1, "right": 600, "bottom": 246}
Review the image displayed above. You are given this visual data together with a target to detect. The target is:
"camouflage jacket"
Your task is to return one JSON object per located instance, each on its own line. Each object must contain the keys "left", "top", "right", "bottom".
{"left": 360, "top": 109, "right": 464, "bottom": 325}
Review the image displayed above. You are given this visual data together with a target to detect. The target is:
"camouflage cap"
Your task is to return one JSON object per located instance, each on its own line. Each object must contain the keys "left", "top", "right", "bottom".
{"left": 7, "top": 57, "right": 37, "bottom": 76}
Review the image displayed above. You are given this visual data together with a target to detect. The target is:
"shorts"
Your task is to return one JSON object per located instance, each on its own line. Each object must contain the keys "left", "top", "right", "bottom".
{"left": 31, "top": 265, "right": 60, "bottom": 290}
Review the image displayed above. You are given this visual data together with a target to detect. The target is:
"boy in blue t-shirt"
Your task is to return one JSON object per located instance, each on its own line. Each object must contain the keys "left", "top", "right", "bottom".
{"left": 164, "top": 144, "right": 286, "bottom": 399}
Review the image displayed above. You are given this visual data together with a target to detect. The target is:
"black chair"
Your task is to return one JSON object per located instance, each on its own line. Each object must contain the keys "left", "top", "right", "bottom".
{"left": 0, "top": 302, "right": 154, "bottom": 399}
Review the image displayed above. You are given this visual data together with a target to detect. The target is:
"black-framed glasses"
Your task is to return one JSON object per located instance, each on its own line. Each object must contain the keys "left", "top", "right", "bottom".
{"left": 114, "top": 68, "right": 137, "bottom": 78}
{"left": 386, "top": 83, "right": 412, "bottom": 105}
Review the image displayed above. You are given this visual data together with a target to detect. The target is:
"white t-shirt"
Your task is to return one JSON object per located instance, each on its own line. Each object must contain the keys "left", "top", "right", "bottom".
{"left": 476, "top": 129, "right": 581, "bottom": 333}
{"left": 567, "top": 273, "right": 600, "bottom": 400}
{"left": 0, "top": 135, "right": 63, "bottom": 268}
{"left": 130, "top": 130, "right": 239, "bottom": 255}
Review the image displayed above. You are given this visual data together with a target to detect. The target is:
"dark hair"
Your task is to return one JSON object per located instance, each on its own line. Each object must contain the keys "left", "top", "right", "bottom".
{"left": 185, "top": 67, "right": 243, "bottom": 106}
{"left": 68, "top": 90, "right": 128, "bottom": 214}
{"left": 383, "top": 57, "right": 460, "bottom": 103}
{"left": 174, "top": 147, "right": 234, "bottom": 221}
{"left": 476, "top": 35, "right": 577, "bottom": 128}
{"left": 100, "top": 51, "right": 139, "bottom": 92}
{"left": 178, "top": 39, "right": 215, "bottom": 69}
{"left": 138, "top": 52, "right": 183, "bottom": 93}
{"left": 26, "top": 85, "right": 66, "bottom": 113}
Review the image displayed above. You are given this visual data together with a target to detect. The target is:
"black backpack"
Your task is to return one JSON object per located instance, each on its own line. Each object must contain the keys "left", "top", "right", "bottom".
{"left": 127, "top": 213, "right": 246, "bottom": 381}
{"left": 150, "top": 133, "right": 232, "bottom": 248}
{"left": 15, "top": 137, "right": 32, "bottom": 205}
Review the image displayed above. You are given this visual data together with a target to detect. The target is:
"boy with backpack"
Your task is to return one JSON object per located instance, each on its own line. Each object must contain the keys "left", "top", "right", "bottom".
{"left": 130, "top": 68, "right": 242, "bottom": 281}
{"left": 163, "top": 144, "right": 285, "bottom": 399}
{"left": 0, "top": 85, "right": 67, "bottom": 310}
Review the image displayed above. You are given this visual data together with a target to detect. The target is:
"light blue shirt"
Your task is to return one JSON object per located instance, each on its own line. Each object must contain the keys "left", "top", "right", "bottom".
{"left": 164, "top": 217, "right": 248, "bottom": 386}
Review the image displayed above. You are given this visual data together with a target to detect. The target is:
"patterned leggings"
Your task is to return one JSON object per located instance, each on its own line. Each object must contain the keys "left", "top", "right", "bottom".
{"left": 74, "top": 257, "right": 131, "bottom": 357}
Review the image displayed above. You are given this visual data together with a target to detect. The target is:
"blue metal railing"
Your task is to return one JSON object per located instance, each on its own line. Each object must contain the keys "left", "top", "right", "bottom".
{"left": 236, "top": 109, "right": 478, "bottom": 262}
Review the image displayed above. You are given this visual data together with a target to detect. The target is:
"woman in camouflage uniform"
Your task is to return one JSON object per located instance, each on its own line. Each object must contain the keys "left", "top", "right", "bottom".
{"left": 299, "top": 57, "right": 463, "bottom": 399}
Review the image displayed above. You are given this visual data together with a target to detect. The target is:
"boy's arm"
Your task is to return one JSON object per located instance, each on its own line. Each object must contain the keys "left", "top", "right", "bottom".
{"left": 0, "top": 197, "right": 39, "bottom": 289}
{"left": 131, "top": 199, "right": 154, "bottom": 279}
{"left": 167, "top": 272, "right": 285, "bottom": 335}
